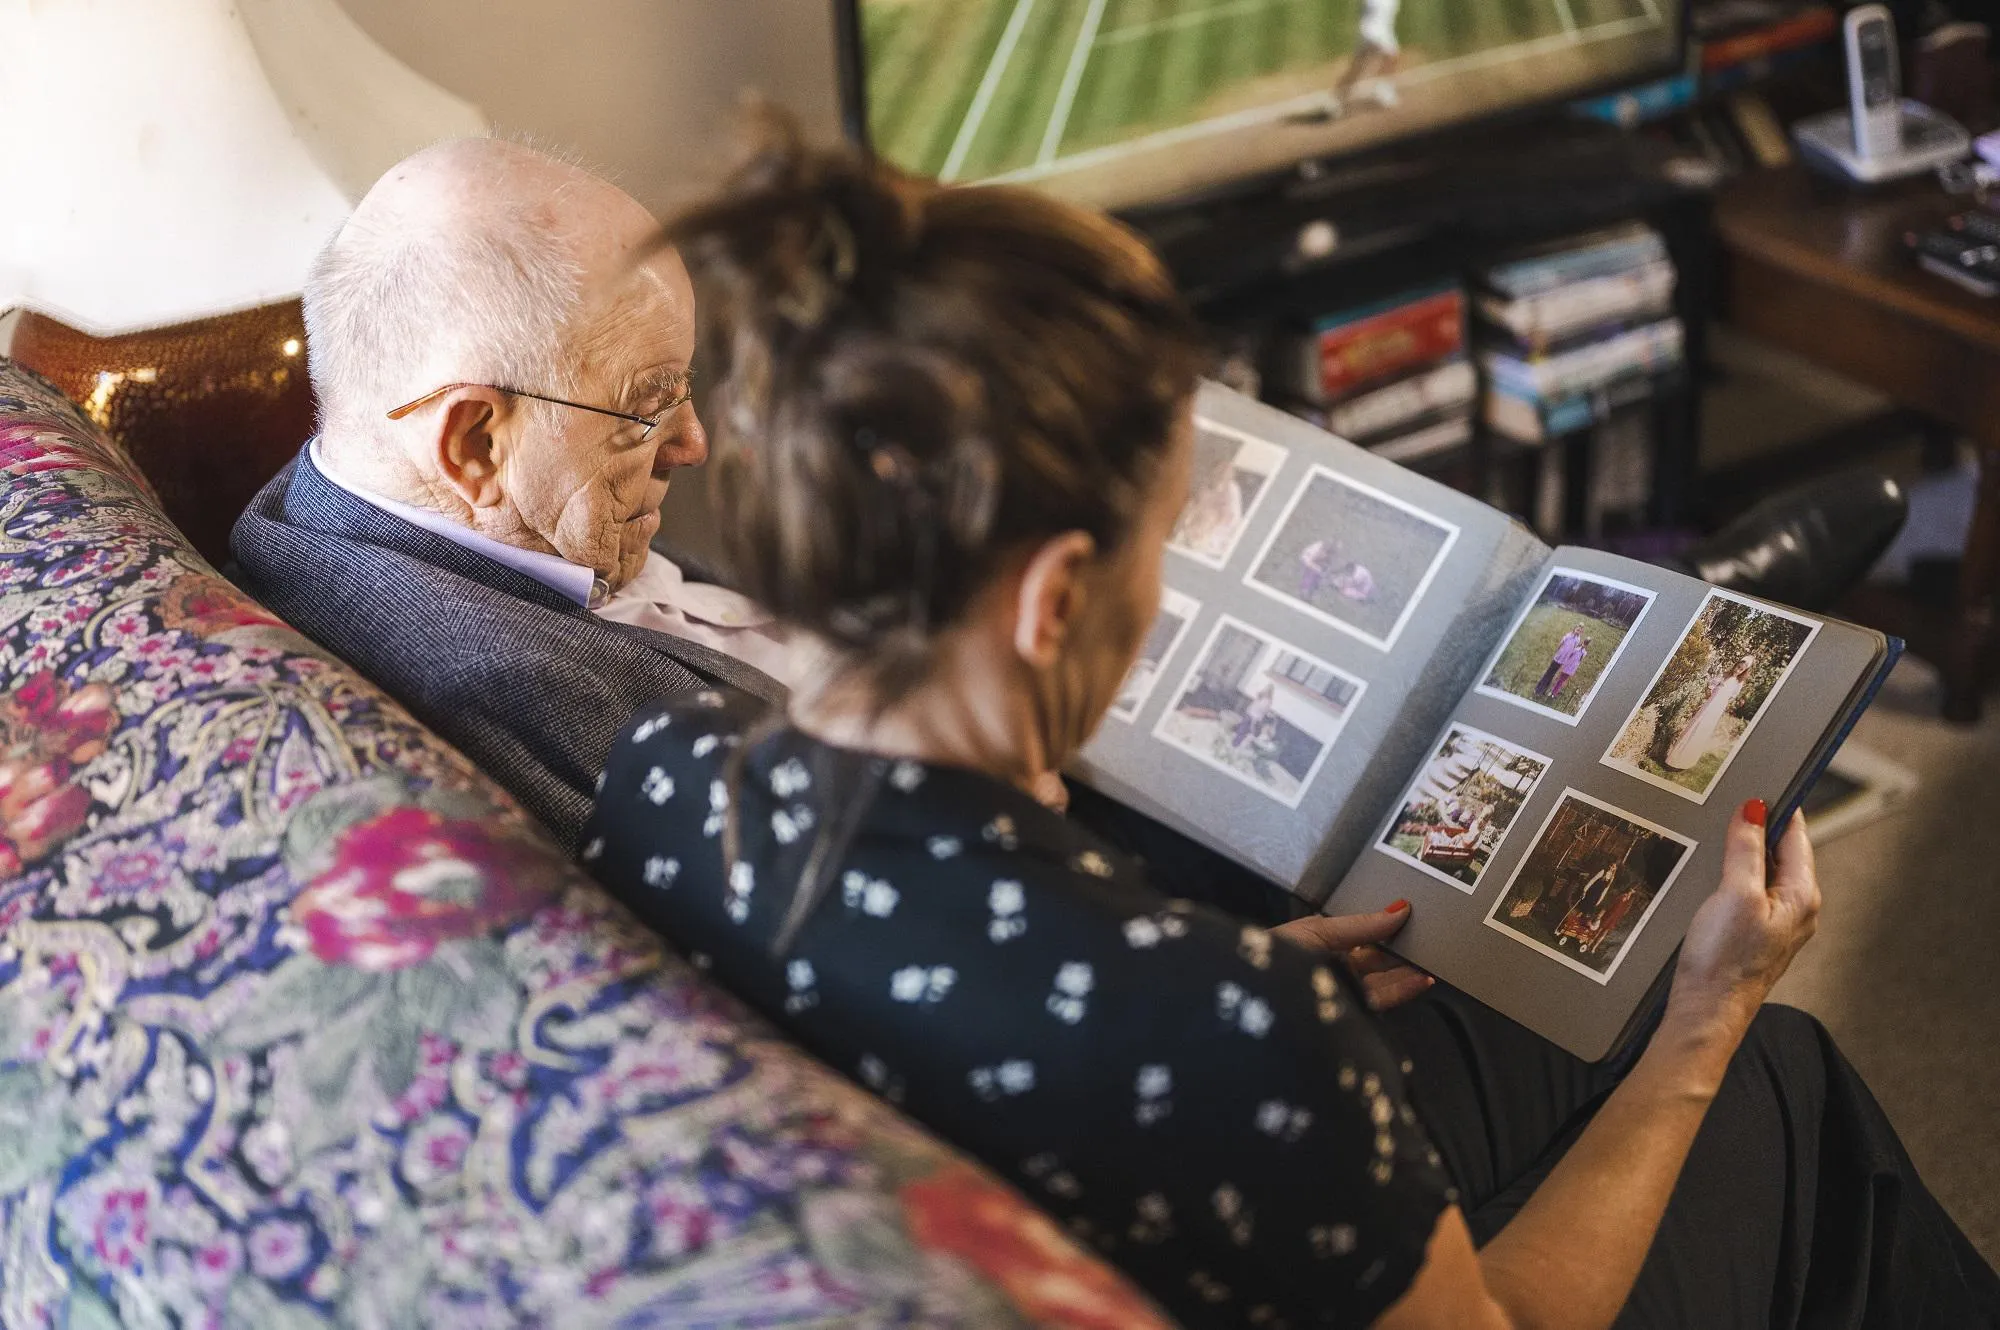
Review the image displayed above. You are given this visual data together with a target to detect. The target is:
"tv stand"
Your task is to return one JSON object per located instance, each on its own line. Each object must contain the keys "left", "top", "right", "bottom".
{"left": 1131, "top": 119, "right": 1709, "bottom": 308}
{"left": 1128, "top": 117, "right": 1718, "bottom": 536}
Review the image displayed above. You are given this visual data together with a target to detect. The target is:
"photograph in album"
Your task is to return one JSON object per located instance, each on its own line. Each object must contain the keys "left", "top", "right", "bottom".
{"left": 1168, "top": 420, "right": 1286, "bottom": 569}
{"left": 1478, "top": 569, "right": 1656, "bottom": 724}
{"left": 1376, "top": 725, "right": 1552, "bottom": 893}
{"left": 1485, "top": 791, "right": 1696, "bottom": 983}
{"left": 1245, "top": 466, "right": 1459, "bottom": 651}
{"left": 1603, "top": 590, "right": 1821, "bottom": 803}
{"left": 1110, "top": 588, "right": 1200, "bottom": 722}
{"left": 1153, "top": 616, "right": 1364, "bottom": 808}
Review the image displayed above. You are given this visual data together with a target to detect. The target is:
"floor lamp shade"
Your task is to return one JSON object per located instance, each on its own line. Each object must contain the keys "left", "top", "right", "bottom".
{"left": 0, "top": 0, "right": 489, "bottom": 335}
{"left": 1, "top": 0, "right": 489, "bottom": 568}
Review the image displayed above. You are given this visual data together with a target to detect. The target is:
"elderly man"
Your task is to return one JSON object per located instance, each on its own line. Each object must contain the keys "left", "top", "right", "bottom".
{"left": 233, "top": 139, "right": 788, "bottom": 849}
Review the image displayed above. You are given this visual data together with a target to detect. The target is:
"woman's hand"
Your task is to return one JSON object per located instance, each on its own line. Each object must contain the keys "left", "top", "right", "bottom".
{"left": 1275, "top": 902, "right": 1435, "bottom": 1012}
{"left": 1666, "top": 800, "right": 1820, "bottom": 1045}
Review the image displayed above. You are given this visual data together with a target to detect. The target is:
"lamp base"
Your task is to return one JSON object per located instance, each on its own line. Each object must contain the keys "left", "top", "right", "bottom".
{"left": 10, "top": 303, "right": 315, "bottom": 568}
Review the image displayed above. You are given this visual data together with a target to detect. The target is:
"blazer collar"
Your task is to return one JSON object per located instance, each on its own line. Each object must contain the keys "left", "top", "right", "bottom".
{"left": 281, "top": 447, "right": 584, "bottom": 617}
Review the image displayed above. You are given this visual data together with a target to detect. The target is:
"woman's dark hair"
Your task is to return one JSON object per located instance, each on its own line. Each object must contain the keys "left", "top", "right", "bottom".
{"left": 666, "top": 118, "right": 1208, "bottom": 694}
{"left": 664, "top": 117, "right": 1206, "bottom": 952}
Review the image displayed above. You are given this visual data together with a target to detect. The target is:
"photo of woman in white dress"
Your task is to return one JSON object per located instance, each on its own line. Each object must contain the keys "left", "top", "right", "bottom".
{"left": 1664, "top": 655, "right": 1755, "bottom": 772}
{"left": 1603, "top": 590, "right": 1821, "bottom": 803}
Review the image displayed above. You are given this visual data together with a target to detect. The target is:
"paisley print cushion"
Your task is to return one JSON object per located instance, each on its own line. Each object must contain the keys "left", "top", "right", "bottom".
{"left": 0, "top": 361, "right": 1168, "bottom": 1329}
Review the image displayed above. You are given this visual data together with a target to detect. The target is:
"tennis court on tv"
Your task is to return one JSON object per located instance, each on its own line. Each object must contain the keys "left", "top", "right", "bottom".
{"left": 858, "top": 0, "right": 1670, "bottom": 196}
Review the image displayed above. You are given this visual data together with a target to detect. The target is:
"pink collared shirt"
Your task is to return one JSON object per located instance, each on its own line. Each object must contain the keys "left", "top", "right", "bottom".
{"left": 310, "top": 440, "right": 801, "bottom": 686}
{"left": 596, "top": 553, "right": 801, "bottom": 686}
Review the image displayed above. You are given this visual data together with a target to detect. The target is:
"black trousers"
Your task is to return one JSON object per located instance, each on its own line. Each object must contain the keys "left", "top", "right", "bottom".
{"left": 1383, "top": 986, "right": 2000, "bottom": 1329}
{"left": 1534, "top": 659, "right": 1564, "bottom": 698}
{"left": 1068, "top": 787, "right": 2000, "bottom": 1328}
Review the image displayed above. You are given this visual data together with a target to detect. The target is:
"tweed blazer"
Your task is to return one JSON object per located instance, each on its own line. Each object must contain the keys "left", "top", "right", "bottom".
{"left": 230, "top": 448, "right": 783, "bottom": 849}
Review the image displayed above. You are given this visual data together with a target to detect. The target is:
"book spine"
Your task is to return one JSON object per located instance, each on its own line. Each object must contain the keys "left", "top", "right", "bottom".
{"left": 1698, "top": 7, "right": 1838, "bottom": 72}
{"left": 1703, "top": 41, "right": 1832, "bottom": 94}
{"left": 1484, "top": 366, "right": 1674, "bottom": 442}
{"left": 1308, "top": 280, "right": 1459, "bottom": 335}
{"left": 1326, "top": 358, "right": 1477, "bottom": 441}
{"left": 1365, "top": 413, "right": 1475, "bottom": 464}
{"left": 1478, "top": 262, "right": 1677, "bottom": 344}
{"left": 1483, "top": 386, "right": 1551, "bottom": 444}
{"left": 1305, "top": 288, "right": 1467, "bottom": 403}
{"left": 1483, "top": 320, "right": 1684, "bottom": 399}
{"left": 1483, "top": 309, "right": 1676, "bottom": 362}
{"left": 1485, "top": 235, "right": 1669, "bottom": 298}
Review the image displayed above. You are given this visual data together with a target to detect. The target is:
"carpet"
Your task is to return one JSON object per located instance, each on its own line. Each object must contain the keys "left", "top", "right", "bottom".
{"left": 1771, "top": 655, "right": 2000, "bottom": 1265}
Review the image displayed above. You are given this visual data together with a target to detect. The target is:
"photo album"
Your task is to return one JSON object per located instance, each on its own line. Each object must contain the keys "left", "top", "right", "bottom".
{"left": 1075, "top": 383, "right": 1899, "bottom": 1061}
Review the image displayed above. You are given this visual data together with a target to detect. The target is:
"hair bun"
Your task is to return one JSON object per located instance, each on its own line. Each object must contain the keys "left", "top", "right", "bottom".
{"left": 674, "top": 112, "right": 914, "bottom": 337}
{"left": 668, "top": 115, "right": 1204, "bottom": 701}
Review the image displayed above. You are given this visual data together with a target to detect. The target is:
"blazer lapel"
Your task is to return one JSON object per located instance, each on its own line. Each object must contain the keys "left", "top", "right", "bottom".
{"left": 595, "top": 618, "right": 786, "bottom": 706}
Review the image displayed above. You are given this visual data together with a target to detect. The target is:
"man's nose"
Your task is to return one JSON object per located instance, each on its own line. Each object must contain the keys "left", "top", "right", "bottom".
{"left": 654, "top": 409, "right": 709, "bottom": 472}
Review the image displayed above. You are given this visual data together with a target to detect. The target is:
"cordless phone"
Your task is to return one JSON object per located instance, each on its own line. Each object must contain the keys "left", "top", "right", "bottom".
{"left": 1845, "top": 4, "right": 1902, "bottom": 160}
{"left": 1791, "top": 2, "right": 1968, "bottom": 183}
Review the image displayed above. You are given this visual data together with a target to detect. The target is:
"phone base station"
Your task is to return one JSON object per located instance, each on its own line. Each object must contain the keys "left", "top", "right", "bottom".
{"left": 1792, "top": 100, "right": 1971, "bottom": 184}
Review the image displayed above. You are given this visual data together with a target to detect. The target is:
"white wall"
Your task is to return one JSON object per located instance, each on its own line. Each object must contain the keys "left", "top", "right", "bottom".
{"left": 335, "top": 1, "right": 850, "bottom": 561}
{"left": 335, "top": 0, "right": 846, "bottom": 216}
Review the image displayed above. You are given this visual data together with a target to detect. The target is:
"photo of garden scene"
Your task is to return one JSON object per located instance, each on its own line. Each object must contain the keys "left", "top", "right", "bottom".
{"left": 1155, "top": 618, "right": 1363, "bottom": 807}
{"left": 1604, "top": 592, "right": 1819, "bottom": 800}
{"left": 1247, "top": 468, "right": 1457, "bottom": 649}
{"left": 1481, "top": 571, "right": 1653, "bottom": 721}
{"left": 1487, "top": 792, "right": 1694, "bottom": 981}
{"left": 1380, "top": 726, "right": 1550, "bottom": 890}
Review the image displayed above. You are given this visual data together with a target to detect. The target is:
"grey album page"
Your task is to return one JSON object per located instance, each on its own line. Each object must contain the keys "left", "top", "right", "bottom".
{"left": 1072, "top": 382, "right": 1548, "bottom": 905}
{"left": 1327, "top": 546, "right": 1884, "bottom": 1061}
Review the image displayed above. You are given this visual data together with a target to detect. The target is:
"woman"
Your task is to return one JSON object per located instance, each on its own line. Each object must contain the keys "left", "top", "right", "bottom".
{"left": 1665, "top": 654, "right": 1754, "bottom": 771}
{"left": 1550, "top": 634, "right": 1589, "bottom": 698}
{"left": 1330, "top": 558, "right": 1377, "bottom": 603}
{"left": 1532, "top": 626, "right": 1583, "bottom": 700}
{"left": 586, "top": 135, "right": 1998, "bottom": 1328}
{"left": 1555, "top": 863, "right": 1619, "bottom": 952}
{"left": 1298, "top": 538, "right": 1335, "bottom": 600}
{"left": 1590, "top": 886, "right": 1642, "bottom": 958}
{"left": 1233, "top": 682, "right": 1276, "bottom": 748}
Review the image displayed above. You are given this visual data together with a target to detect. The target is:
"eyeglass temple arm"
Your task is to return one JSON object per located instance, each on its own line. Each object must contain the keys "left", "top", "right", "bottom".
{"left": 385, "top": 382, "right": 659, "bottom": 427}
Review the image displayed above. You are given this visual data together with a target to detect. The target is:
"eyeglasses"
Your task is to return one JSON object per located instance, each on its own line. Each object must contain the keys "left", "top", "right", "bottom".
{"left": 385, "top": 375, "right": 694, "bottom": 439}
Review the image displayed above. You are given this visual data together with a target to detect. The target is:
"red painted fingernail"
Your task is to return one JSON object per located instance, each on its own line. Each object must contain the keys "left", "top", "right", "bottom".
{"left": 1386, "top": 899, "right": 1411, "bottom": 914}
{"left": 1741, "top": 798, "right": 1767, "bottom": 827}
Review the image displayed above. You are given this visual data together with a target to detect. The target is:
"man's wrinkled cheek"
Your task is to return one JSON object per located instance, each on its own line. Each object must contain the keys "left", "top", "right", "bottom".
{"left": 620, "top": 511, "right": 660, "bottom": 577}
{"left": 551, "top": 482, "right": 625, "bottom": 572}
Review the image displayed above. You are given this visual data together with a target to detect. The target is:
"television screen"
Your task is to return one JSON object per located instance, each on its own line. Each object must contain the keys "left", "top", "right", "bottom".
{"left": 847, "top": 0, "right": 1684, "bottom": 211}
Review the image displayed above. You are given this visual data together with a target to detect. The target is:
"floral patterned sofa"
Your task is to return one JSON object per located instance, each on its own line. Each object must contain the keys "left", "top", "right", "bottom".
{"left": 0, "top": 360, "right": 1166, "bottom": 1328}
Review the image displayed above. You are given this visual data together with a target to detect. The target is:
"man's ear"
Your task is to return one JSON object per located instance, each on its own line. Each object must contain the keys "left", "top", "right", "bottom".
{"left": 1012, "top": 531, "right": 1097, "bottom": 669}
{"left": 431, "top": 388, "right": 511, "bottom": 509}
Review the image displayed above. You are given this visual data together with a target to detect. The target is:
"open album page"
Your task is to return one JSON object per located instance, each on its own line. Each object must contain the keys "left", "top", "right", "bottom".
{"left": 1073, "top": 383, "right": 1547, "bottom": 904}
{"left": 1329, "top": 546, "right": 1885, "bottom": 1061}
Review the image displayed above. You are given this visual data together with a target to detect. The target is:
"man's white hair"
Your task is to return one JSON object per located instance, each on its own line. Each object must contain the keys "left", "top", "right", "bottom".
{"left": 303, "top": 178, "right": 585, "bottom": 443}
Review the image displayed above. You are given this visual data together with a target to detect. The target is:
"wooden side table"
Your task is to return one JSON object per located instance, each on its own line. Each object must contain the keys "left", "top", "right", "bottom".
{"left": 1716, "top": 164, "right": 2000, "bottom": 721}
